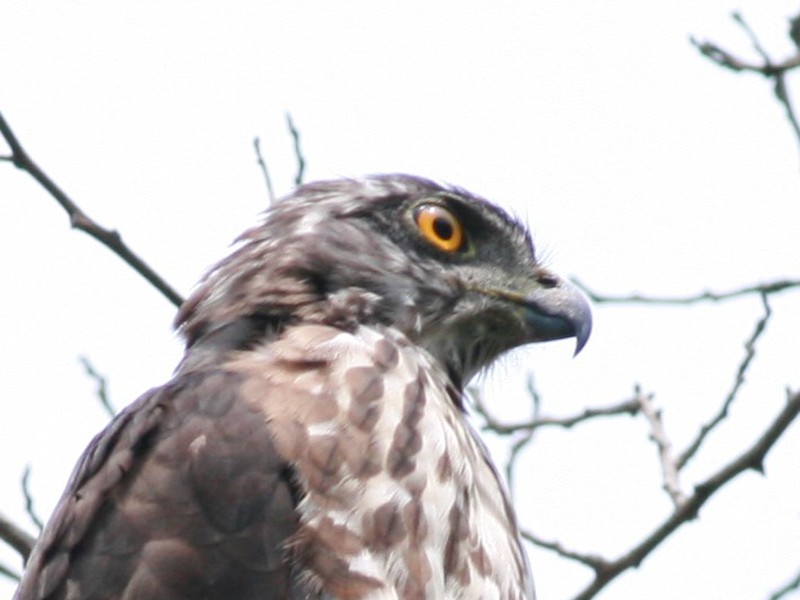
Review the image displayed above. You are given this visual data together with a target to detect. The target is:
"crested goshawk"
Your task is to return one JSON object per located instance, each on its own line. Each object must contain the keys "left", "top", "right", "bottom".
{"left": 15, "top": 174, "right": 591, "bottom": 600}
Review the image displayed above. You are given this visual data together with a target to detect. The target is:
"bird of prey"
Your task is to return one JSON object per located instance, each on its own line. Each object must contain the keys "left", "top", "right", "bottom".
{"left": 15, "top": 174, "right": 591, "bottom": 600}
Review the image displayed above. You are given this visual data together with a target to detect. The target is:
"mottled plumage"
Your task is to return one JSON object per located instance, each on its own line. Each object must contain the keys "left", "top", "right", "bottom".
{"left": 15, "top": 174, "right": 591, "bottom": 600}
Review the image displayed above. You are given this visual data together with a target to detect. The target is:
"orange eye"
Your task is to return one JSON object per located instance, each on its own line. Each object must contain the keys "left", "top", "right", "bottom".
{"left": 414, "top": 204, "right": 464, "bottom": 253}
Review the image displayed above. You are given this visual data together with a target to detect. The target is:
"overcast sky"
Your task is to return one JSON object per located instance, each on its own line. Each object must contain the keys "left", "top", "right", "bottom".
{"left": 1, "top": 2, "right": 799, "bottom": 599}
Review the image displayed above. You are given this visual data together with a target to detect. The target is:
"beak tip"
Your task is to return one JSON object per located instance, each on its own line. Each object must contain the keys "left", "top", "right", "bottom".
{"left": 573, "top": 318, "right": 592, "bottom": 356}
{"left": 571, "top": 295, "right": 593, "bottom": 357}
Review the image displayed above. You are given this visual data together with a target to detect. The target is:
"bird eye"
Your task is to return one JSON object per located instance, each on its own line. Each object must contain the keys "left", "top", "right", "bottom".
{"left": 414, "top": 204, "right": 464, "bottom": 253}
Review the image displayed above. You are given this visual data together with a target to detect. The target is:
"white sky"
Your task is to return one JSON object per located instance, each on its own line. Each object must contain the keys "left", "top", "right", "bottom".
{"left": 1, "top": 2, "right": 799, "bottom": 599}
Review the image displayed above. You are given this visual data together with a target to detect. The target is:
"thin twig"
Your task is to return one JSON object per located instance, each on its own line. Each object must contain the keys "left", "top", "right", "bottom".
{"left": 521, "top": 529, "right": 610, "bottom": 573}
{"left": 732, "top": 12, "right": 771, "bottom": 64}
{"left": 563, "top": 389, "right": 800, "bottom": 600}
{"left": 691, "top": 11, "right": 800, "bottom": 161}
{"left": 0, "top": 509, "right": 35, "bottom": 561}
{"left": 504, "top": 375, "right": 542, "bottom": 491}
{"left": 572, "top": 278, "right": 800, "bottom": 305}
{"left": 773, "top": 70, "right": 800, "bottom": 144}
{"left": 78, "top": 355, "right": 116, "bottom": 418}
{"left": 0, "top": 559, "right": 21, "bottom": 583}
{"left": 525, "top": 372, "right": 542, "bottom": 417}
{"left": 505, "top": 431, "right": 533, "bottom": 494}
{"left": 474, "top": 394, "right": 640, "bottom": 436}
{"left": 635, "top": 387, "right": 687, "bottom": 507}
{"left": 20, "top": 466, "right": 43, "bottom": 533}
{"left": 689, "top": 35, "right": 800, "bottom": 75}
{"left": 768, "top": 566, "right": 800, "bottom": 600}
{"left": 253, "top": 137, "right": 276, "bottom": 204}
{"left": 677, "top": 294, "right": 772, "bottom": 470}
{"left": 733, "top": 6, "right": 800, "bottom": 146}
{"left": 0, "top": 111, "right": 184, "bottom": 308}
{"left": 285, "top": 112, "right": 306, "bottom": 187}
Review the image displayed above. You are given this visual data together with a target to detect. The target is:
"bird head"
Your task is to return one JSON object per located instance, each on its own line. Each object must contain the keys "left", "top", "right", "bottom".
{"left": 177, "top": 175, "right": 591, "bottom": 385}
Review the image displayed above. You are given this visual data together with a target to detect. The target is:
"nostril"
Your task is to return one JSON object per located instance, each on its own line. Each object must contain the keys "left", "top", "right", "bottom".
{"left": 536, "top": 271, "right": 559, "bottom": 288}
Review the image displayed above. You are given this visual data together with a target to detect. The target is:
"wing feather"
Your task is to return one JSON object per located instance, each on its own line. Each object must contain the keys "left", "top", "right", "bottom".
{"left": 15, "top": 369, "right": 300, "bottom": 600}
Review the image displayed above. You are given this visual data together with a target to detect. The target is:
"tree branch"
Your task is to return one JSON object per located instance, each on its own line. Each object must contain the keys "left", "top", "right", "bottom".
{"left": 521, "top": 529, "right": 610, "bottom": 574}
{"left": 0, "top": 509, "right": 35, "bottom": 561}
{"left": 285, "top": 112, "right": 306, "bottom": 187}
{"left": 253, "top": 136, "right": 276, "bottom": 204}
{"left": 769, "top": 566, "right": 800, "bottom": 600}
{"left": 677, "top": 293, "right": 772, "bottom": 470}
{"left": 731, "top": 11, "right": 771, "bottom": 64}
{"left": 20, "top": 466, "right": 42, "bottom": 534}
{"left": 473, "top": 392, "right": 640, "bottom": 436}
{"left": 691, "top": 11, "right": 800, "bottom": 159}
{"left": 572, "top": 278, "right": 800, "bottom": 305}
{"left": 78, "top": 355, "right": 116, "bottom": 418}
{"left": 0, "top": 559, "right": 21, "bottom": 583}
{"left": 0, "top": 111, "right": 184, "bottom": 308}
{"left": 566, "top": 389, "right": 800, "bottom": 600}
{"left": 773, "top": 69, "right": 800, "bottom": 145}
{"left": 636, "top": 388, "right": 687, "bottom": 507}
{"left": 503, "top": 375, "right": 542, "bottom": 492}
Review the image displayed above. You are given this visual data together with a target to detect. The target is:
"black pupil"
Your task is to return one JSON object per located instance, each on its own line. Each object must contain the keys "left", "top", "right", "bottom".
{"left": 433, "top": 217, "right": 454, "bottom": 240}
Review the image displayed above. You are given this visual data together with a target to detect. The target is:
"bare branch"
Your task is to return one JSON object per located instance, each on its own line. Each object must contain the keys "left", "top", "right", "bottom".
{"left": 0, "top": 509, "right": 35, "bottom": 561}
{"left": 500, "top": 374, "right": 542, "bottom": 492}
{"left": 473, "top": 393, "right": 640, "bottom": 436}
{"left": 78, "top": 355, "right": 116, "bottom": 418}
{"left": 677, "top": 294, "right": 772, "bottom": 470}
{"left": 472, "top": 379, "right": 642, "bottom": 505}
{"left": 20, "top": 467, "right": 43, "bottom": 533}
{"left": 691, "top": 12, "right": 800, "bottom": 159}
{"left": 732, "top": 7, "right": 800, "bottom": 149}
{"left": 521, "top": 529, "right": 610, "bottom": 574}
{"left": 772, "top": 68, "right": 800, "bottom": 146}
{"left": 505, "top": 431, "right": 534, "bottom": 494}
{"left": 769, "top": 566, "right": 800, "bottom": 600}
{"left": 525, "top": 373, "right": 542, "bottom": 419}
{"left": 690, "top": 37, "right": 760, "bottom": 72}
{"left": 0, "top": 111, "right": 184, "bottom": 308}
{"left": 572, "top": 278, "right": 800, "bottom": 305}
{"left": 253, "top": 137, "right": 276, "bottom": 204}
{"left": 0, "top": 559, "right": 21, "bottom": 583}
{"left": 731, "top": 11, "right": 772, "bottom": 64}
{"left": 636, "top": 388, "right": 687, "bottom": 507}
{"left": 285, "top": 112, "right": 306, "bottom": 187}
{"left": 689, "top": 29, "right": 800, "bottom": 75}
{"left": 568, "top": 389, "right": 800, "bottom": 600}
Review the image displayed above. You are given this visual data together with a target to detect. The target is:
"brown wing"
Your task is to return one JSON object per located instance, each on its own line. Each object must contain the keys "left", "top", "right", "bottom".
{"left": 15, "top": 368, "right": 302, "bottom": 600}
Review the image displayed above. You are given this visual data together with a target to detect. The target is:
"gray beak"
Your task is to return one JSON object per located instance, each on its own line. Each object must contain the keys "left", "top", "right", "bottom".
{"left": 523, "top": 278, "right": 592, "bottom": 355}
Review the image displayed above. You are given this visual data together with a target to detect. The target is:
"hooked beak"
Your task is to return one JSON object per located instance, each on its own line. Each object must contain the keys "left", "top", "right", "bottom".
{"left": 522, "top": 277, "right": 592, "bottom": 355}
